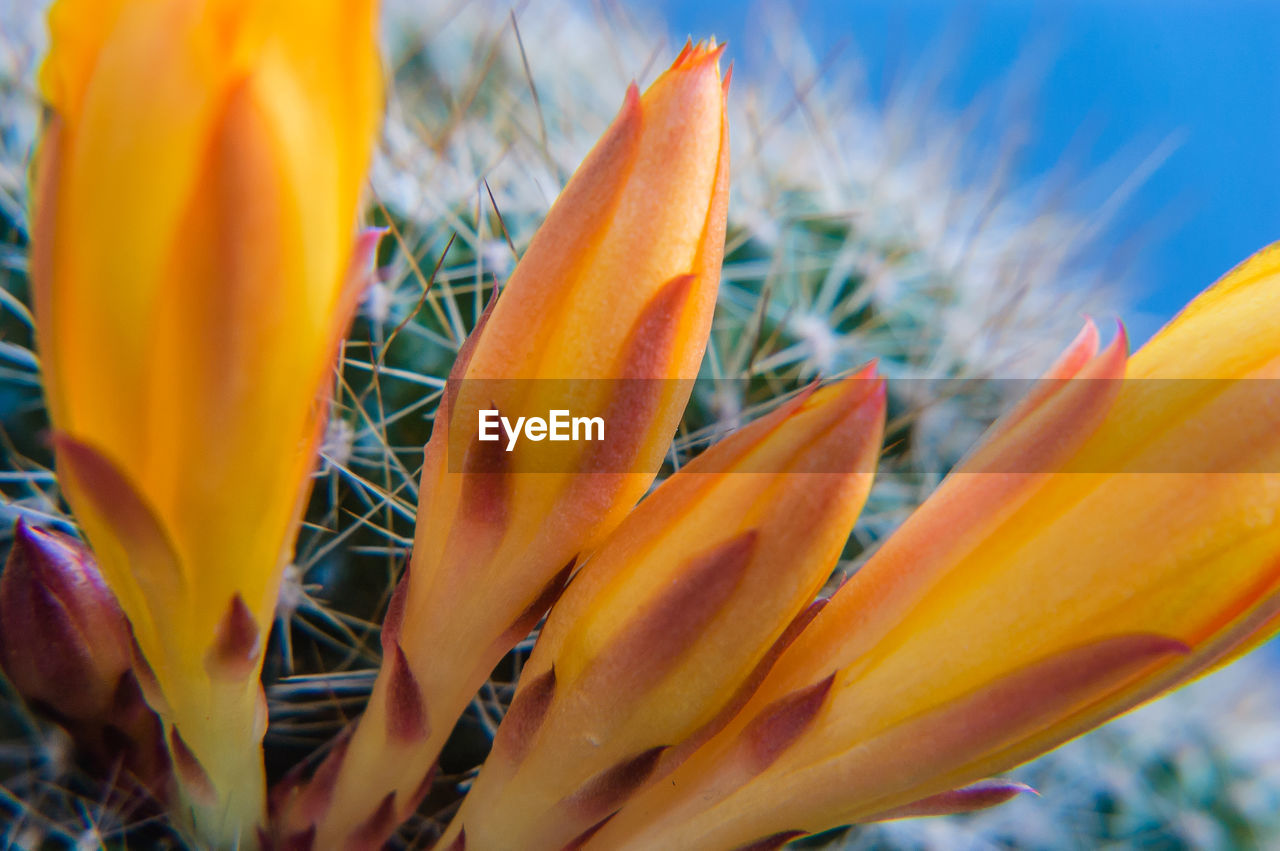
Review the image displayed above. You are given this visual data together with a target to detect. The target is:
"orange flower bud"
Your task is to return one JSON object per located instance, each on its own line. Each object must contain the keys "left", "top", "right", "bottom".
{"left": 440, "top": 372, "right": 884, "bottom": 851}
{"left": 585, "top": 243, "right": 1280, "bottom": 850}
{"left": 32, "top": 0, "right": 382, "bottom": 842}
{"left": 274, "top": 41, "right": 730, "bottom": 848}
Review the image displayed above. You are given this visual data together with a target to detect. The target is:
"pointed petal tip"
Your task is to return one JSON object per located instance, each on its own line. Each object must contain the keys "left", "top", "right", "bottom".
{"left": 6, "top": 522, "right": 89, "bottom": 589}
{"left": 744, "top": 672, "right": 836, "bottom": 771}
{"left": 573, "top": 533, "right": 756, "bottom": 703}
{"left": 12, "top": 516, "right": 36, "bottom": 544}
{"left": 283, "top": 727, "right": 353, "bottom": 825}
{"left": 386, "top": 642, "right": 429, "bottom": 743}
{"left": 6, "top": 518, "right": 67, "bottom": 577}
{"left": 820, "top": 360, "right": 880, "bottom": 390}
{"left": 608, "top": 272, "right": 700, "bottom": 381}
{"left": 494, "top": 665, "right": 557, "bottom": 763}
{"left": 674, "top": 38, "right": 693, "bottom": 66}
{"left": 50, "top": 433, "right": 181, "bottom": 585}
{"left": 647, "top": 271, "right": 698, "bottom": 316}
{"left": 794, "top": 379, "right": 823, "bottom": 403}
{"left": 502, "top": 556, "right": 576, "bottom": 647}
{"left": 863, "top": 374, "right": 888, "bottom": 406}
{"left": 566, "top": 745, "right": 668, "bottom": 820}
{"left": 564, "top": 815, "right": 613, "bottom": 851}
{"left": 204, "top": 592, "right": 261, "bottom": 680}
{"left": 442, "top": 826, "right": 467, "bottom": 851}
{"left": 168, "top": 726, "right": 217, "bottom": 808}
{"left": 872, "top": 779, "right": 1038, "bottom": 821}
{"left": 352, "top": 227, "right": 387, "bottom": 272}
{"left": 809, "top": 367, "right": 886, "bottom": 418}
{"left": 1078, "top": 315, "right": 1099, "bottom": 340}
{"left": 459, "top": 427, "right": 510, "bottom": 524}
{"left": 672, "top": 38, "right": 727, "bottom": 73}
{"left": 129, "top": 632, "right": 170, "bottom": 716}
{"left": 733, "top": 830, "right": 807, "bottom": 851}
{"left": 771, "top": 379, "right": 828, "bottom": 422}
{"left": 380, "top": 563, "right": 411, "bottom": 653}
{"left": 407, "top": 762, "right": 439, "bottom": 813}
{"left": 357, "top": 225, "right": 388, "bottom": 249}
{"left": 1111, "top": 318, "right": 1130, "bottom": 353}
{"left": 1043, "top": 319, "right": 1101, "bottom": 381}
{"left": 837, "top": 363, "right": 886, "bottom": 408}
{"left": 348, "top": 791, "right": 398, "bottom": 850}
{"left": 1074, "top": 316, "right": 1102, "bottom": 354}
{"left": 1092, "top": 318, "right": 1130, "bottom": 378}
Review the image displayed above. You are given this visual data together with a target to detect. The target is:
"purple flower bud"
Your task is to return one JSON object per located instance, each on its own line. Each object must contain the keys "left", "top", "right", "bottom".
{"left": 0, "top": 520, "right": 132, "bottom": 721}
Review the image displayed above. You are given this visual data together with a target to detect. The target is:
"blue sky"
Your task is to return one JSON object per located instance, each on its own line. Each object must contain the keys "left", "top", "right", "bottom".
{"left": 652, "top": 0, "right": 1280, "bottom": 332}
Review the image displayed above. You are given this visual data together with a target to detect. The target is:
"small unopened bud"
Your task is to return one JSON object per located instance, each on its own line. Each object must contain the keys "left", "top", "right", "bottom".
{"left": 0, "top": 520, "right": 132, "bottom": 721}
{"left": 0, "top": 521, "right": 168, "bottom": 796}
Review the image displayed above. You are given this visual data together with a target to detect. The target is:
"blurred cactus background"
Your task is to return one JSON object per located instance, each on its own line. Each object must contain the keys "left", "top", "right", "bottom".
{"left": 1, "top": 0, "right": 1279, "bottom": 848}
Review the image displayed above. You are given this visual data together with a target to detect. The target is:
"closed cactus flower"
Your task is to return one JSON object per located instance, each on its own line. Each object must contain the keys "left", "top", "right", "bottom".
{"left": 439, "top": 371, "right": 885, "bottom": 851}
{"left": 31, "top": 0, "right": 382, "bottom": 843}
{"left": 583, "top": 243, "right": 1280, "bottom": 850}
{"left": 273, "top": 40, "right": 731, "bottom": 848}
